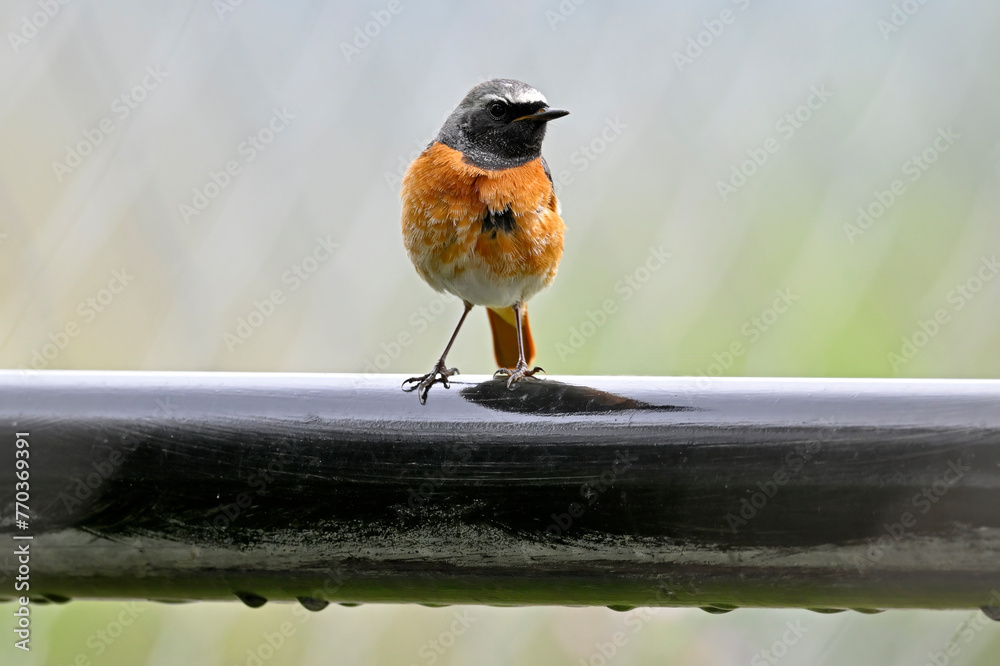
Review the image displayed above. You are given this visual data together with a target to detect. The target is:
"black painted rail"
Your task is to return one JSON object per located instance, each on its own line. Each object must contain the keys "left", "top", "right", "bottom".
{"left": 2, "top": 370, "right": 1000, "bottom": 616}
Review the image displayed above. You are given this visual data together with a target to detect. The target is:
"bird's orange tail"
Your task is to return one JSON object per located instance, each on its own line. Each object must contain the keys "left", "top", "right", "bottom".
{"left": 487, "top": 306, "right": 534, "bottom": 369}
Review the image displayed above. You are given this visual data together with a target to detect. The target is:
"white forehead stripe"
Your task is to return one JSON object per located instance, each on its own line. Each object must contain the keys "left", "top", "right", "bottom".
{"left": 511, "top": 88, "right": 547, "bottom": 105}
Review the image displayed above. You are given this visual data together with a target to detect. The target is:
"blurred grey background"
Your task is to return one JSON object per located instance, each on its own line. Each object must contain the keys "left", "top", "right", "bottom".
{"left": 2, "top": 0, "right": 1000, "bottom": 664}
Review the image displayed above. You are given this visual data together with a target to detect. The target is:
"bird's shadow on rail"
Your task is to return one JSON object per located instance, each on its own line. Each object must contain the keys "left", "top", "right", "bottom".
{"left": 459, "top": 378, "right": 694, "bottom": 415}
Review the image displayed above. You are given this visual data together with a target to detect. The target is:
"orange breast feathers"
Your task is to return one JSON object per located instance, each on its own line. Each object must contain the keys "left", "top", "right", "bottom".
{"left": 400, "top": 141, "right": 565, "bottom": 304}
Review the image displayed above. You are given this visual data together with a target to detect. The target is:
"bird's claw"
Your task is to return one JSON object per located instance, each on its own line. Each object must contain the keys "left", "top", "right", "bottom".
{"left": 493, "top": 362, "right": 545, "bottom": 390}
{"left": 402, "top": 362, "right": 459, "bottom": 404}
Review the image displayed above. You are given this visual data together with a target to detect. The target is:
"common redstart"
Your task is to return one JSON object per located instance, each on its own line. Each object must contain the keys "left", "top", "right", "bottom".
{"left": 400, "top": 79, "right": 568, "bottom": 403}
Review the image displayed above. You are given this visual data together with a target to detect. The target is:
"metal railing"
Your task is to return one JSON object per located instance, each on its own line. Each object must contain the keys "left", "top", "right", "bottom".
{"left": 2, "top": 370, "right": 999, "bottom": 616}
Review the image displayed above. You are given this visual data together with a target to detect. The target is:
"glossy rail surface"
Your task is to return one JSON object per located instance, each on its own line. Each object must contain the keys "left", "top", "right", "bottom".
{"left": 1, "top": 371, "right": 999, "bottom": 614}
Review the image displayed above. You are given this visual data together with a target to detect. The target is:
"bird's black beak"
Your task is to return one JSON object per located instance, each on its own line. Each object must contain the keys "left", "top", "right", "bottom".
{"left": 514, "top": 107, "right": 570, "bottom": 123}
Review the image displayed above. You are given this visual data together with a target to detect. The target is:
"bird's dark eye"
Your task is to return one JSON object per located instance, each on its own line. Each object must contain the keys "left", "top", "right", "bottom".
{"left": 487, "top": 101, "right": 507, "bottom": 119}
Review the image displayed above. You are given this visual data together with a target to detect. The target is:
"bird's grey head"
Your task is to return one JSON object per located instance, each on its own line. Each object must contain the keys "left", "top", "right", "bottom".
{"left": 437, "top": 79, "right": 569, "bottom": 171}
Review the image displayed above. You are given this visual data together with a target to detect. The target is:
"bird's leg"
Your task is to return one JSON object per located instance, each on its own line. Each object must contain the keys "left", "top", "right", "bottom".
{"left": 402, "top": 300, "right": 473, "bottom": 404}
{"left": 493, "top": 300, "right": 545, "bottom": 390}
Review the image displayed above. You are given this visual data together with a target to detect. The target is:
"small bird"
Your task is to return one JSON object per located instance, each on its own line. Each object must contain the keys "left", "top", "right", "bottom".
{"left": 400, "top": 79, "right": 568, "bottom": 403}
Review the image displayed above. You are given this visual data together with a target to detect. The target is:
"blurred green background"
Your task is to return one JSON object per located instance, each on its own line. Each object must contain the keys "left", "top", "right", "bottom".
{"left": 2, "top": 0, "right": 1000, "bottom": 664}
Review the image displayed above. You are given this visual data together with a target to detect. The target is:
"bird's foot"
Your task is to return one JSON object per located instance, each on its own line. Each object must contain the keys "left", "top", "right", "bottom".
{"left": 402, "top": 361, "right": 459, "bottom": 404}
{"left": 493, "top": 361, "right": 545, "bottom": 390}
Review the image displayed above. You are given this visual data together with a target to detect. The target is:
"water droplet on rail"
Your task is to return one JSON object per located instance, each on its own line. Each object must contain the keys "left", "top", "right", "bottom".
{"left": 235, "top": 591, "right": 267, "bottom": 608}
